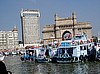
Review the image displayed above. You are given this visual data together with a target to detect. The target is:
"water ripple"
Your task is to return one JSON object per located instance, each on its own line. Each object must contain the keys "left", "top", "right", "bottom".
{"left": 4, "top": 56, "right": 100, "bottom": 74}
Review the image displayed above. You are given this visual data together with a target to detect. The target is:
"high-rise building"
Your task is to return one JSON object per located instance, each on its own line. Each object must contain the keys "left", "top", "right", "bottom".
{"left": 20, "top": 9, "right": 40, "bottom": 46}
{"left": 0, "top": 26, "right": 19, "bottom": 49}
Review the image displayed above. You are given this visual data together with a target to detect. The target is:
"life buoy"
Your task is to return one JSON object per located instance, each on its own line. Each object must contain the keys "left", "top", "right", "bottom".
{"left": 87, "top": 40, "right": 90, "bottom": 43}
{"left": 90, "top": 38, "right": 93, "bottom": 42}
{"left": 80, "top": 40, "right": 83, "bottom": 44}
{"left": 72, "top": 40, "right": 75, "bottom": 45}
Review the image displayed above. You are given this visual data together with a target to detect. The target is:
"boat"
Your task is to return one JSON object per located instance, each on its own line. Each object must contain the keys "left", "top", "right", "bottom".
{"left": 0, "top": 54, "right": 5, "bottom": 61}
{"left": 93, "top": 42, "right": 100, "bottom": 61}
{"left": 51, "top": 34, "right": 92, "bottom": 63}
{"left": 35, "top": 48, "right": 50, "bottom": 63}
{"left": 21, "top": 48, "right": 38, "bottom": 62}
{"left": 3, "top": 52, "right": 9, "bottom": 56}
{"left": 11, "top": 51, "right": 18, "bottom": 55}
{"left": 20, "top": 47, "right": 51, "bottom": 63}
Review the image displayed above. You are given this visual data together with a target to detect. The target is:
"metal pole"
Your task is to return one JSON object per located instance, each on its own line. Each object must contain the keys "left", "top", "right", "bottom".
{"left": 21, "top": 15, "right": 24, "bottom": 46}
{"left": 72, "top": 13, "right": 75, "bottom": 37}
{"left": 54, "top": 14, "right": 57, "bottom": 39}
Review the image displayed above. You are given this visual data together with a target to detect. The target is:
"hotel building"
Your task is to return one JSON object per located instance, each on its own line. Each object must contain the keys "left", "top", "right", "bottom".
{"left": 20, "top": 9, "right": 40, "bottom": 46}
{"left": 0, "top": 27, "right": 19, "bottom": 49}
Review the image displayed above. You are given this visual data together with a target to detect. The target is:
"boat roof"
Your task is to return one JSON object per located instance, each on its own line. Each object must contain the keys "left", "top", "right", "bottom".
{"left": 58, "top": 46, "right": 76, "bottom": 49}
{"left": 59, "top": 43, "right": 91, "bottom": 49}
{"left": 27, "top": 48, "right": 45, "bottom": 51}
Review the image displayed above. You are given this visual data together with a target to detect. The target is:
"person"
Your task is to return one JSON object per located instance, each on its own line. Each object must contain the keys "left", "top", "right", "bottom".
{"left": 90, "top": 46, "right": 96, "bottom": 61}
{"left": 0, "top": 61, "right": 12, "bottom": 74}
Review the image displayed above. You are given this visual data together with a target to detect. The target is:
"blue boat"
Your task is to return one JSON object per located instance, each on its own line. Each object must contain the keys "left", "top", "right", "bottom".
{"left": 20, "top": 48, "right": 37, "bottom": 62}
{"left": 20, "top": 47, "right": 51, "bottom": 63}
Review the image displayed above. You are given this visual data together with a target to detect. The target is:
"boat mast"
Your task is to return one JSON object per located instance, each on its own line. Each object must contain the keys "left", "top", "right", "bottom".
{"left": 72, "top": 12, "right": 76, "bottom": 37}
{"left": 54, "top": 14, "right": 57, "bottom": 39}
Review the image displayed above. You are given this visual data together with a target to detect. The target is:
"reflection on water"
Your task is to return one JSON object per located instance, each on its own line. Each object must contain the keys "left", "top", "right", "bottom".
{"left": 4, "top": 56, "right": 100, "bottom": 74}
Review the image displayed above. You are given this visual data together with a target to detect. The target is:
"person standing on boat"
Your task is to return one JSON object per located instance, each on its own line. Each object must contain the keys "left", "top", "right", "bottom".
{"left": 94, "top": 42, "right": 97, "bottom": 50}
{"left": 45, "top": 49, "right": 50, "bottom": 58}
{"left": 88, "top": 44, "right": 92, "bottom": 55}
{"left": 90, "top": 45, "right": 96, "bottom": 61}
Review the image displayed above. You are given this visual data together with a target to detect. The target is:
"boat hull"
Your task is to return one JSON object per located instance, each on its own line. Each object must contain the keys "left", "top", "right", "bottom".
{"left": 35, "top": 58, "right": 49, "bottom": 63}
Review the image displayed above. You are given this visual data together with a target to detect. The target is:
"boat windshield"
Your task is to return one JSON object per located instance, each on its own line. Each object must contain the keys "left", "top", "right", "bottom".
{"left": 75, "top": 36, "right": 82, "bottom": 40}
{"left": 74, "top": 34, "right": 87, "bottom": 40}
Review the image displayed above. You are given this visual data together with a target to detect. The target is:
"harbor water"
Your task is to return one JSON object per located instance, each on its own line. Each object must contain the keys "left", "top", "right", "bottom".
{"left": 4, "top": 56, "right": 100, "bottom": 74}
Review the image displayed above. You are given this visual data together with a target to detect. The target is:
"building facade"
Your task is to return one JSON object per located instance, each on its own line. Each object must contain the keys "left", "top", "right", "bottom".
{"left": 42, "top": 12, "right": 92, "bottom": 44}
{"left": 20, "top": 9, "right": 40, "bottom": 46}
{"left": 0, "top": 27, "right": 19, "bottom": 49}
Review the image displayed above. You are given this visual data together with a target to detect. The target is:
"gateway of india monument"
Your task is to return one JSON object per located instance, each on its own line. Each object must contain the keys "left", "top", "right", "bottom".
{"left": 42, "top": 12, "right": 92, "bottom": 45}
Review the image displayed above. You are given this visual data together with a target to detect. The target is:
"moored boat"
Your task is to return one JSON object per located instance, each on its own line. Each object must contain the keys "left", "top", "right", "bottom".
{"left": 20, "top": 47, "right": 51, "bottom": 63}
{"left": 51, "top": 34, "right": 93, "bottom": 63}
{"left": 0, "top": 54, "right": 5, "bottom": 61}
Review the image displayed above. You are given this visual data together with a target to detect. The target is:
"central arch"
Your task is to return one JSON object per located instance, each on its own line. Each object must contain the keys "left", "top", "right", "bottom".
{"left": 62, "top": 31, "right": 72, "bottom": 40}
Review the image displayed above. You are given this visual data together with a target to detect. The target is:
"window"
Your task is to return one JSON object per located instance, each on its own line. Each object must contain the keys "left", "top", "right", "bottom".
{"left": 80, "top": 46, "right": 87, "bottom": 50}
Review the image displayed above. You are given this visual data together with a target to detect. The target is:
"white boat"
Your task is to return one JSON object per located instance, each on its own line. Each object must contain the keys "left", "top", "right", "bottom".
{"left": 20, "top": 47, "right": 50, "bottom": 63}
{"left": 0, "top": 54, "right": 5, "bottom": 61}
{"left": 51, "top": 34, "right": 93, "bottom": 63}
{"left": 11, "top": 51, "right": 17, "bottom": 55}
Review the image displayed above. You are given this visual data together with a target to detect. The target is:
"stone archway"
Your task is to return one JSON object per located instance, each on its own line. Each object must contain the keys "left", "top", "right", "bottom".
{"left": 62, "top": 31, "right": 72, "bottom": 40}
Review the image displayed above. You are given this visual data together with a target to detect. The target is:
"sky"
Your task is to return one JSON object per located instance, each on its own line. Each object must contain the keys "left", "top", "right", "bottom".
{"left": 0, "top": 0, "right": 100, "bottom": 40}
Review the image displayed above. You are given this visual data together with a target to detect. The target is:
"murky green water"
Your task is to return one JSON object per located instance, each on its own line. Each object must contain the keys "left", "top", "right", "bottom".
{"left": 4, "top": 56, "right": 100, "bottom": 74}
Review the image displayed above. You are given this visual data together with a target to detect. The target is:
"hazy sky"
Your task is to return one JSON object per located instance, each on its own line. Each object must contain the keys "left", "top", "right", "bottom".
{"left": 0, "top": 0, "right": 100, "bottom": 40}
